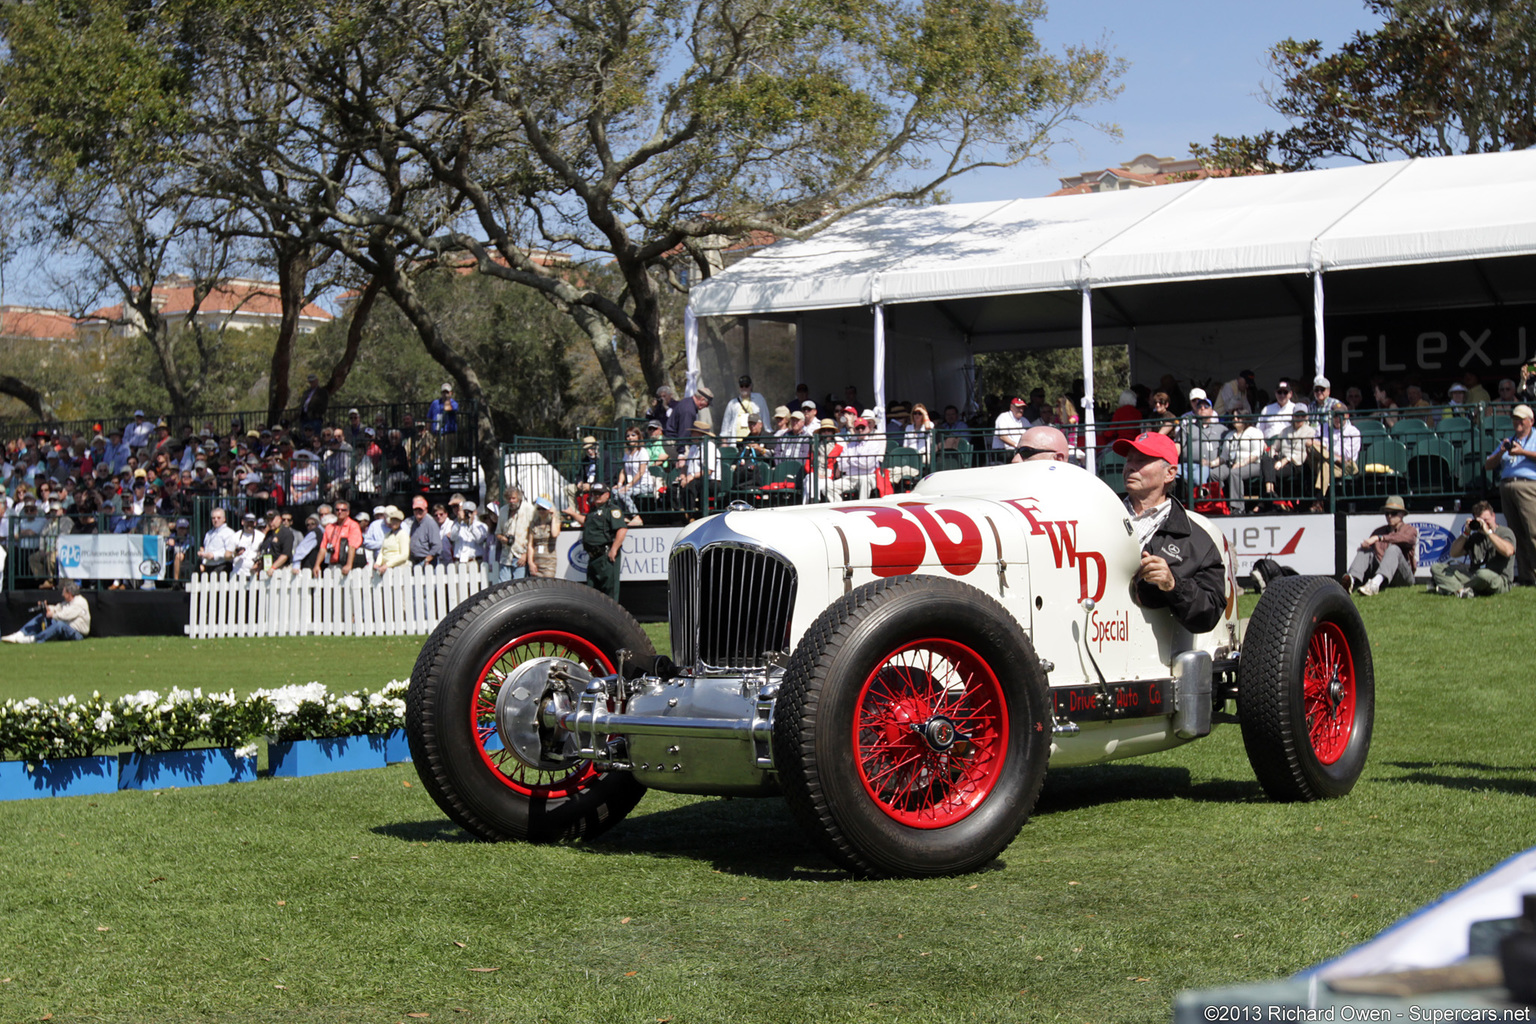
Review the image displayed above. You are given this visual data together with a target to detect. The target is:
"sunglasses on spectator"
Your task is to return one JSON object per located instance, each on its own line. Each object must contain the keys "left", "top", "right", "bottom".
{"left": 1313, "top": 386, "right": 1328, "bottom": 392}
{"left": 1013, "top": 444, "right": 1057, "bottom": 459}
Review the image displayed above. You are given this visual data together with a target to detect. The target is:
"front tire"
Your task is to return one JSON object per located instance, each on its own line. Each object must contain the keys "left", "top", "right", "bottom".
{"left": 406, "top": 579, "right": 652, "bottom": 842}
{"left": 1238, "top": 575, "right": 1374, "bottom": 801}
{"left": 773, "top": 577, "right": 1050, "bottom": 877}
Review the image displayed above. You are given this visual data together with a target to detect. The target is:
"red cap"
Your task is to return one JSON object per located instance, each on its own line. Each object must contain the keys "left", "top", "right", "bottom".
{"left": 1113, "top": 431, "right": 1179, "bottom": 464}
{"left": 1010, "top": 397, "right": 1025, "bottom": 406}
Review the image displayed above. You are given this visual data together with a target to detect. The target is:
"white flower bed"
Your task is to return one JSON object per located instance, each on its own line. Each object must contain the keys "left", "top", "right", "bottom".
{"left": 0, "top": 681, "right": 411, "bottom": 762}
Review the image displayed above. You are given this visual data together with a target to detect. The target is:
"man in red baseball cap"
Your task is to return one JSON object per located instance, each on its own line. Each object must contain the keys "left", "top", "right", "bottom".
{"left": 1113, "top": 431, "right": 1225, "bottom": 634}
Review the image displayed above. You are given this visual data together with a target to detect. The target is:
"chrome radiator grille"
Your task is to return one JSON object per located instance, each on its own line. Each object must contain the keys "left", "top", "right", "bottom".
{"left": 669, "top": 543, "right": 797, "bottom": 672}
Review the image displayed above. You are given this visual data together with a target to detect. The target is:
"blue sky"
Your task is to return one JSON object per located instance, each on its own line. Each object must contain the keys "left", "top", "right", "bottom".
{"left": 953, "top": 0, "right": 1383, "bottom": 201}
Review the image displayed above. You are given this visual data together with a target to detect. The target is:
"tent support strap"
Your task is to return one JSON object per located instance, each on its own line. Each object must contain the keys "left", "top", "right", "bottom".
{"left": 1081, "top": 286, "right": 1096, "bottom": 474}
{"left": 1312, "top": 271, "right": 1326, "bottom": 382}
{"left": 873, "top": 302, "right": 887, "bottom": 430}
{"left": 684, "top": 307, "right": 700, "bottom": 396}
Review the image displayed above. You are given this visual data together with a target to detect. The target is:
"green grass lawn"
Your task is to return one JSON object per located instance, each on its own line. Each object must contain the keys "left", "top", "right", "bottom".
{"left": 0, "top": 592, "right": 1531, "bottom": 1023}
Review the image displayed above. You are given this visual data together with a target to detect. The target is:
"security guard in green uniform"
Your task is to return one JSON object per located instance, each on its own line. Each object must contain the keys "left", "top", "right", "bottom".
{"left": 578, "top": 483, "right": 628, "bottom": 599}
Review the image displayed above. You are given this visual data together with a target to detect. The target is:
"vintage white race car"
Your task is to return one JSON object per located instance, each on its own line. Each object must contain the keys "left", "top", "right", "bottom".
{"left": 405, "top": 461, "right": 1374, "bottom": 877}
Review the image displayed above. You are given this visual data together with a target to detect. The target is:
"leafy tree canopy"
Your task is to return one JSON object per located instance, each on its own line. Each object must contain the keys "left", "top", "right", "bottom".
{"left": 1192, "top": 0, "right": 1535, "bottom": 174}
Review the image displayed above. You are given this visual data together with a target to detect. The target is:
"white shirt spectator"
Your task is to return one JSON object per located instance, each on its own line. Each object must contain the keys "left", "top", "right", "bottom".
{"left": 719, "top": 390, "right": 769, "bottom": 440}
{"left": 362, "top": 516, "right": 388, "bottom": 566}
{"left": 1220, "top": 425, "right": 1266, "bottom": 469}
{"left": 290, "top": 457, "right": 320, "bottom": 503}
{"left": 1258, "top": 398, "right": 1308, "bottom": 439}
{"left": 200, "top": 521, "right": 240, "bottom": 569}
{"left": 993, "top": 407, "right": 1030, "bottom": 450}
{"left": 1215, "top": 379, "right": 1253, "bottom": 417}
{"left": 123, "top": 416, "right": 154, "bottom": 450}
{"left": 231, "top": 526, "right": 266, "bottom": 576}
{"left": 1323, "top": 420, "right": 1362, "bottom": 464}
{"left": 683, "top": 442, "right": 722, "bottom": 481}
{"left": 453, "top": 519, "right": 490, "bottom": 562}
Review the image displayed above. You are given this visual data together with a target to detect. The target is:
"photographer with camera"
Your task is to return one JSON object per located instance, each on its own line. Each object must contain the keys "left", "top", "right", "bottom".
{"left": 1484, "top": 403, "right": 1536, "bottom": 587}
{"left": 2, "top": 579, "right": 91, "bottom": 643}
{"left": 1430, "top": 502, "right": 1516, "bottom": 597}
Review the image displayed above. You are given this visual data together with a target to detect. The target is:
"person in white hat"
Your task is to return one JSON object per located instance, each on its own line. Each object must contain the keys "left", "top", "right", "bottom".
{"left": 374, "top": 506, "right": 411, "bottom": 573}
{"left": 1176, "top": 388, "right": 1224, "bottom": 486}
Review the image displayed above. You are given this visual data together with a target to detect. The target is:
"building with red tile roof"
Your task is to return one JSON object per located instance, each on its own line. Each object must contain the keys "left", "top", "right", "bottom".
{"left": 77, "top": 277, "right": 333, "bottom": 341}
{"left": 0, "top": 305, "right": 78, "bottom": 342}
{"left": 1050, "top": 154, "right": 1215, "bottom": 196}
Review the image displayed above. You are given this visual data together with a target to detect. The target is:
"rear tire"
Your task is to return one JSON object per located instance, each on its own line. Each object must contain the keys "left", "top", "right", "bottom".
{"left": 406, "top": 579, "right": 651, "bottom": 842}
{"left": 1238, "top": 575, "right": 1374, "bottom": 801}
{"left": 773, "top": 577, "right": 1050, "bottom": 877}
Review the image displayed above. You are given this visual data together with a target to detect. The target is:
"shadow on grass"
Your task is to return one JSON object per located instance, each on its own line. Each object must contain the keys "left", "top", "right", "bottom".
{"left": 588, "top": 797, "right": 847, "bottom": 881}
{"left": 370, "top": 819, "right": 481, "bottom": 843}
{"left": 1382, "top": 760, "right": 1536, "bottom": 798}
{"left": 1037, "top": 763, "right": 1267, "bottom": 813}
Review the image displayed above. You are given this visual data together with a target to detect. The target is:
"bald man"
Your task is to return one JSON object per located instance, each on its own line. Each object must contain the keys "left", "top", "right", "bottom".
{"left": 1010, "top": 425, "right": 1070, "bottom": 463}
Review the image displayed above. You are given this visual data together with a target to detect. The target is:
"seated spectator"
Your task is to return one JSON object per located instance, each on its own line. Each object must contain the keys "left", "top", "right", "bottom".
{"left": 1370, "top": 383, "right": 1401, "bottom": 427}
{"left": 1258, "top": 379, "right": 1306, "bottom": 438}
{"left": 838, "top": 418, "right": 885, "bottom": 499}
{"left": 1212, "top": 410, "right": 1266, "bottom": 511}
{"left": 1148, "top": 392, "right": 1176, "bottom": 436}
{"left": 775, "top": 410, "right": 812, "bottom": 463}
{"left": 1343, "top": 495, "right": 1417, "bottom": 596}
{"left": 2, "top": 579, "right": 90, "bottom": 643}
{"left": 1311, "top": 407, "right": 1361, "bottom": 501}
{"left": 1429, "top": 502, "right": 1516, "bottom": 598}
{"left": 803, "top": 419, "right": 844, "bottom": 503}
{"left": 1261, "top": 407, "right": 1316, "bottom": 506}
{"left": 674, "top": 420, "right": 722, "bottom": 516}
{"left": 1403, "top": 382, "right": 1435, "bottom": 425}
{"left": 734, "top": 415, "right": 775, "bottom": 490}
{"left": 1215, "top": 371, "right": 1256, "bottom": 417}
{"left": 904, "top": 403, "right": 936, "bottom": 463}
{"left": 993, "top": 397, "right": 1032, "bottom": 457}
{"left": 607, "top": 429, "right": 652, "bottom": 510}
{"left": 1106, "top": 390, "right": 1142, "bottom": 444}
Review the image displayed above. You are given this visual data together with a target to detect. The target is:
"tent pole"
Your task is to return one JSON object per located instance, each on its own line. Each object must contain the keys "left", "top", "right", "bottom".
{"left": 1312, "top": 271, "right": 1326, "bottom": 382}
{"left": 873, "top": 303, "right": 887, "bottom": 431}
{"left": 684, "top": 307, "right": 700, "bottom": 396}
{"left": 1081, "top": 286, "right": 1096, "bottom": 475}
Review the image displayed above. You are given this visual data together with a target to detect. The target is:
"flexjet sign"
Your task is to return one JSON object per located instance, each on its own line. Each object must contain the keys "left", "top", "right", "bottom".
{"left": 1328, "top": 308, "right": 1536, "bottom": 376}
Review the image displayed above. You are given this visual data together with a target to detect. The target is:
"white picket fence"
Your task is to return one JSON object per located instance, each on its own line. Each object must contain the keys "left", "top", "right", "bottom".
{"left": 185, "top": 563, "right": 491, "bottom": 638}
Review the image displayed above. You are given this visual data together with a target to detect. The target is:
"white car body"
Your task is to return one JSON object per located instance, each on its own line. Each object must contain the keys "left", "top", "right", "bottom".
{"left": 659, "top": 460, "right": 1241, "bottom": 779}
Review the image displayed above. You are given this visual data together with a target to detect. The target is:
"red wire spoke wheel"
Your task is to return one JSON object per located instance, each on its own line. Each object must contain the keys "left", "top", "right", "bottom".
{"left": 1301, "top": 621, "right": 1356, "bottom": 766}
{"left": 1239, "top": 575, "right": 1375, "bottom": 802}
{"left": 472, "top": 631, "right": 613, "bottom": 797}
{"left": 406, "top": 580, "right": 649, "bottom": 842}
{"left": 774, "top": 577, "right": 1050, "bottom": 878}
{"left": 853, "top": 639, "right": 1008, "bottom": 828}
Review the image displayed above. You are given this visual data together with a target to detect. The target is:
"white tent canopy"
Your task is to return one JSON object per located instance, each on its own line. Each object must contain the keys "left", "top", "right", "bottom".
{"left": 686, "top": 150, "right": 1536, "bottom": 468}
{"left": 692, "top": 150, "right": 1536, "bottom": 317}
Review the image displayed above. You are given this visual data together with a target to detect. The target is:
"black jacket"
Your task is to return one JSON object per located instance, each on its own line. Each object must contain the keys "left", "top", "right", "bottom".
{"left": 1134, "top": 498, "right": 1227, "bottom": 634}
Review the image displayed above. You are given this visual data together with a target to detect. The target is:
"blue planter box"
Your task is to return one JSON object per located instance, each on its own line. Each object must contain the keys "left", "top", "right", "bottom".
{"left": 0, "top": 756, "right": 119, "bottom": 801}
{"left": 119, "top": 748, "right": 257, "bottom": 790}
{"left": 268, "top": 735, "right": 387, "bottom": 777}
{"left": 383, "top": 729, "right": 411, "bottom": 764}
